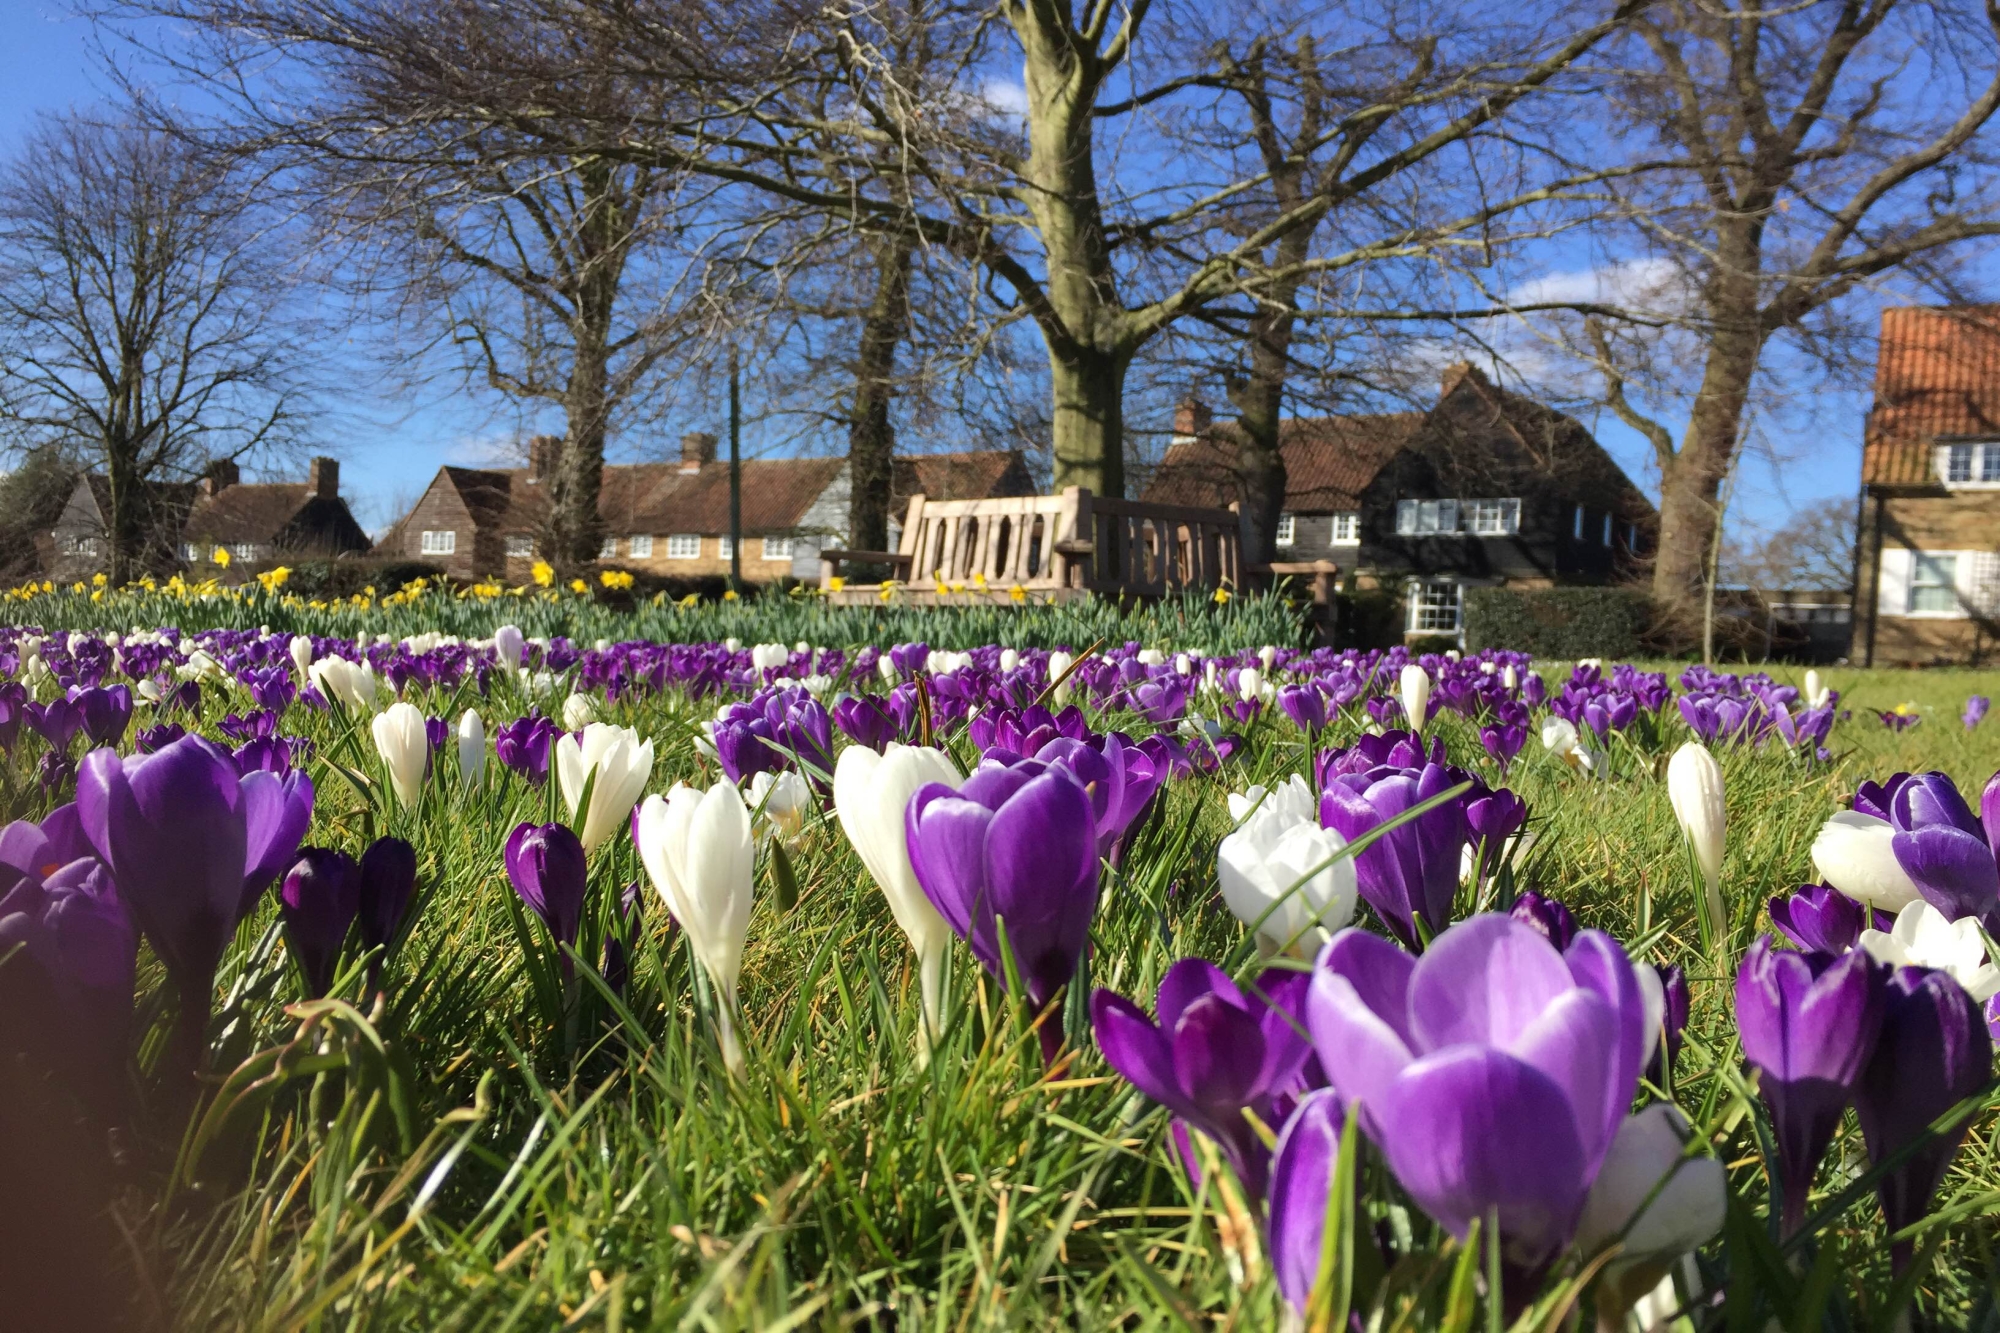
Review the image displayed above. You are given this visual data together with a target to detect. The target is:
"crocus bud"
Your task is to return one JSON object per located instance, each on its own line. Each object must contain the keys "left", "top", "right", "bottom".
{"left": 1811, "top": 811, "right": 1924, "bottom": 913}
{"left": 289, "top": 634, "right": 314, "bottom": 679}
{"left": 1502, "top": 663, "right": 1518, "bottom": 691}
{"left": 1238, "top": 667, "right": 1263, "bottom": 703}
{"left": 561, "top": 693, "right": 598, "bottom": 732}
{"left": 636, "top": 783, "right": 755, "bottom": 1076}
{"left": 1804, "top": 669, "right": 1828, "bottom": 710}
{"left": 833, "top": 743, "right": 963, "bottom": 1049}
{"left": 309, "top": 656, "right": 377, "bottom": 711}
{"left": 493, "top": 625, "right": 525, "bottom": 672}
{"left": 278, "top": 847, "right": 360, "bottom": 998}
{"left": 505, "top": 822, "right": 588, "bottom": 973}
{"left": 1259, "top": 645, "right": 1277, "bottom": 671}
{"left": 1399, "top": 663, "right": 1431, "bottom": 732}
{"left": 1573, "top": 1105, "right": 1725, "bottom": 1272}
{"left": 357, "top": 835, "right": 418, "bottom": 953}
{"left": 748, "top": 768, "right": 811, "bottom": 845}
{"left": 1667, "top": 742, "right": 1727, "bottom": 940}
{"left": 1046, "top": 651, "right": 1074, "bottom": 704}
{"left": 1735, "top": 937, "right": 1886, "bottom": 1233}
{"left": 371, "top": 700, "right": 429, "bottom": 810}
{"left": 457, "top": 710, "right": 485, "bottom": 786}
{"left": 555, "top": 722, "right": 655, "bottom": 853}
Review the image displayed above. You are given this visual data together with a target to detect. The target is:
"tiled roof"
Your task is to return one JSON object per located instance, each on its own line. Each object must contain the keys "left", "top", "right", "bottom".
{"left": 1143, "top": 414, "right": 1424, "bottom": 511}
{"left": 1865, "top": 305, "right": 2000, "bottom": 486}
{"left": 893, "top": 451, "right": 1032, "bottom": 510}
{"left": 185, "top": 483, "right": 311, "bottom": 543}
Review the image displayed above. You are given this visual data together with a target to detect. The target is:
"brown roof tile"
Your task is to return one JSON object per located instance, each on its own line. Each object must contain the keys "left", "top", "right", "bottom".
{"left": 892, "top": 451, "right": 1033, "bottom": 509}
{"left": 1865, "top": 305, "right": 2000, "bottom": 486}
{"left": 1143, "top": 414, "right": 1424, "bottom": 511}
{"left": 184, "top": 483, "right": 310, "bottom": 544}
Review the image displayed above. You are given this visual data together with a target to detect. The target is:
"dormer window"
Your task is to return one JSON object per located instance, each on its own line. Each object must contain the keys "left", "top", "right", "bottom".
{"left": 1938, "top": 441, "right": 2000, "bottom": 487}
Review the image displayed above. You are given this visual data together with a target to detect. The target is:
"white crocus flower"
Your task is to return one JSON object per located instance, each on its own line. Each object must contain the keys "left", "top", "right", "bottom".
{"left": 1259, "top": 644, "right": 1278, "bottom": 671}
{"left": 1811, "top": 810, "right": 1924, "bottom": 913}
{"left": 637, "top": 784, "right": 755, "bottom": 1076}
{"left": 1860, "top": 901, "right": 2000, "bottom": 1001}
{"left": 1803, "top": 669, "right": 1830, "bottom": 710}
{"left": 1217, "top": 782, "right": 1357, "bottom": 955}
{"left": 1540, "top": 716, "right": 1596, "bottom": 773}
{"left": 289, "top": 634, "right": 315, "bottom": 679}
{"left": 751, "top": 643, "right": 789, "bottom": 673}
{"left": 1503, "top": 663, "right": 1518, "bottom": 691}
{"left": 457, "top": 709, "right": 485, "bottom": 787}
{"left": 561, "top": 692, "right": 599, "bottom": 732}
{"left": 1666, "top": 742, "right": 1727, "bottom": 938}
{"left": 1137, "top": 648, "right": 1165, "bottom": 666}
{"left": 1400, "top": 663, "right": 1432, "bottom": 732}
{"left": 555, "top": 722, "right": 655, "bottom": 853}
{"left": 371, "top": 701, "right": 429, "bottom": 810}
{"left": 834, "top": 743, "right": 964, "bottom": 1052}
{"left": 309, "top": 656, "right": 377, "bottom": 710}
{"left": 999, "top": 648, "right": 1019, "bottom": 674}
{"left": 493, "top": 624, "right": 526, "bottom": 671}
{"left": 1238, "top": 666, "right": 1264, "bottom": 703}
{"left": 748, "top": 769, "right": 812, "bottom": 845}
{"left": 1046, "top": 650, "right": 1075, "bottom": 704}
{"left": 1226, "top": 774, "right": 1319, "bottom": 826}
{"left": 1574, "top": 1105, "right": 1725, "bottom": 1268}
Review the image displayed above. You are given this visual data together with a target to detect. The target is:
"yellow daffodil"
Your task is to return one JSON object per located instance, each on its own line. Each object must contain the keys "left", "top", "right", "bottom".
{"left": 828, "top": 576, "right": 846, "bottom": 592}
{"left": 91, "top": 572, "right": 106, "bottom": 587}
{"left": 570, "top": 578, "right": 588, "bottom": 594}
{"left": 1009, "top": 584, "right": 1027, "bottom": 604}
{"left": 723, "top": 589, "right": 739, "bottom": 602}
{"left": 212, "top": 546, "right": 231, "bottom": 568}
{"left": 1213, "top": 587, "right": 1232, "bottom": 604}
{"left": 532, "top": 560, "right": 555, "bottom": 587}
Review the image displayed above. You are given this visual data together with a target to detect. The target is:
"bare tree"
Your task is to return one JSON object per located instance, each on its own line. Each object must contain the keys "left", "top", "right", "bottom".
{"left": 0, "top": 113, "right": 311, "bottom": 580}
{"left": 1725, "top": 496, "right": 1858, "bottom": 591}
{"left": 1561, "top": 0, "right": 2000, "bottom": 616}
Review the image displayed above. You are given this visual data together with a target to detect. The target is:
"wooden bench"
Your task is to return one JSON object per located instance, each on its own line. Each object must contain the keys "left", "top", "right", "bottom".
{"left": 819, "top": 486, "right": 1245, "bottom": 604}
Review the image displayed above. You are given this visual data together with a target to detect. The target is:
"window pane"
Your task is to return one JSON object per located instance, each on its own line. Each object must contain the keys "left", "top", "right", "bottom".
{"left": 1275, "top": 514, "right": 1295, "bottom": 546}
{"left": 629, "top": 535, "right": 653, "bottom": 558}
{"left": 761, "top": 536, "right": 794, "bottom": 560}
{"left": 1331, "top": 512, "right": 1359, "bottom": 543}
{"left": 1910, "top": 553, "right": 1958, "bottom": 612}
{"left": 718, "top": 536, "right": 733, "bottom": 559}
{"left": 1949, "top": 445, "right": 1976, "bottom": 481}
{"left": 599, "top": 538, "right": 618, "bottom": 558}
{"left": 506, "top": 535, "right": 533, "bottom": 558}
{"left": 1981, "top": 447, "right": 2000, "bottom": 482}
{"left": 666, "top": 534, "right": 701, "bottom": 559}
{"left": 1396, "top": 500, "right": 1417, "bottom": 535}
{"left": 1409, "top": 582, "right": 1462, "bottom": 632}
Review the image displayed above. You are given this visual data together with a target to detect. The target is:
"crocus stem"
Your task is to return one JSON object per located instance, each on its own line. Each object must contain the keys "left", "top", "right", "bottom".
{"left": 915, "top": 942, "right": 947, "bottom": 1067}
{"left": 716, "top": 991, "right": 745, "bottom": 1079}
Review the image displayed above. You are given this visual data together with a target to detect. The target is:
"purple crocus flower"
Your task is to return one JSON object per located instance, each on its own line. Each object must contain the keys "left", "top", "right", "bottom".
{"left": 1318, "top": 762, "right": 1470, "bottom": 949}
{"left": 1650, "top": 962, "right": 1689, "bottom": 1088}
{"left": 1966, "top": 696, "right": 1990, "bottom": 730}
{"left": 1305, "top": 916, "right": 1653, "bottom": 1278}
{"left": 1033, "top": 734, "right": 1162, "bottom": 860}
{"left": 278, "top": 848, "right": 360, "bottom": 997}
{"left": 1508, "top": 890, "right": 1577, "bottom": 949}
{"left": 357, "top": 836, "right": 418, "bottom": 954}
{"left": 1479, "top": 703, "right": 1529, "bottom": 772}
{"left": 1856, "top": 966, "right": 1993, "bottom": 1267}
{"left": 134, "top": 722, "right": 186, "bottom": 754}
{"left": 887, "top": 641, "right": 930, "bottom": 678}
{"left": 69, "top": 685, "right": 132, "bottom": 747}
{"left": 23, "top": 696, "right": 82, "bottom": 752}
{"left": 494, "top": 715, "right": 558, "bottom": 785}
{"left": 0, "top": 852, "right": 135, "bottom": 1115}
{"left": 831, "top": 694, "right": 898, "bottom": 753}
{"left": 1091, "top": 962, "right": 1314, "bottom": 1199}
{"left": 1464, "top": 785, "right": 1527, "bottom": 873}
{"left": 906, "top": 759, "right": 1101, "bottom": 1059}
{"left": 1769, "top": 883, "right": 1893, "bottom": 955}
{"left": 600, "top": 879, "right": 645, "bottom": 997}
{"left": 505, "top": 822, "right": 588, "bottom": 971}
{"left": 1267, "top": 1089, "right": 1345, "bottom": 1317}
{"left": 1735, "top": 936, "right": 1887, "bottom": 1233}
{"left": 74, "top": 737, "right": 312, "bottom": 1072}
{"left": 762, "top": 687, "right": 835, "bottom": 781}
{"left": 0, "top": 680, "right": 25, "bottom": 752}
{"left": 1885, "top": 771, "right": 2000, "bottom": 934}
{"left": 1276, "top": 684, "right": 1326, "bottom": 735}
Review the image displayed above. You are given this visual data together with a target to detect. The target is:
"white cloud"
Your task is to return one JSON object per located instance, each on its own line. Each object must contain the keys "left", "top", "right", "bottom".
{"left": 444, "top": 432, "right": 529, "bottom": 469}
{"left": 980, "top": 78, "right": 1030, "bottom": 120}
{"left": 1510, "top": 257, "right": 1690, "bottom": 315}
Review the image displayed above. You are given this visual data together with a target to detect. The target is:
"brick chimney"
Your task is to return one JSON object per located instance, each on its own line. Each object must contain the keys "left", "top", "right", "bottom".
{"left": 528, "top": 435, "right": 561, "bottom": 482}
{"left": 680, "top": 431, "right": 718, "bottom": 473}
{"left": 306, "top": 456, "right": 339, "bottom": 500}
{"left": 1172, "top": 397, "right": 1212, "bottom": 446}
{"left": 202, "top": 458, "right": 239, "bottom": 497}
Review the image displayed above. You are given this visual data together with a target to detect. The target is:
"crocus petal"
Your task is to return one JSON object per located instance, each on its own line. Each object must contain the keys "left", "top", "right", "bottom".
{"left": 1268, "top": 1090, "right": 1345, "bottom": 1315}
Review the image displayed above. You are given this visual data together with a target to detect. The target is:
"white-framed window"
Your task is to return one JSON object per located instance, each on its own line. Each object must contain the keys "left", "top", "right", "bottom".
{"left": 420, "top": 529, "right": 456, "bottom": 555}
{"left": 1395, "top": 499, "right": 1459, "bottom": 535}
{"left": 599, "top": 537, "right": 618, "bottom": 558}
{"left": 181, "top": 542, "right": 198, "bottom": 561}
{"left": 761, "top": 536, "right": 794, "bottom": 561}
{"left": 1407, "top": 581, "right": 1463, "bottom": 634}
{"left": 718, "top": 535, "right": 734, "bottom": 559}
{"left": 1601, "top": 513, "right": 1614, "bottom": 546}
{"left": 1464, "top": 498, "right": 1521, "bottom": 536}
{"left": 1330, "top": 512, "right": 1360, "bottom": 544}
{"left": 1910, "top": 553, "right": 1961, "bottom": 614}
{"left": 666, "top": 534, "right": 701, "bottom": 560}
{"left": 1939, "top": 442, "right": 2000, "bottom": 487}
{"left": 63, "top": 535, "right": 101, "bottom": 557}
{"left": 232, "top": 542, "right": 259, "bottom": 561}
{"left": 1573, "top": 505, "right": 1586, "bottom": 539}
{"left": 1625, "top": 522, "right": 1639, "bottom": 551}
{"left": 1274, "top": 513, "right": 1296, "bottom": 547}
{"left": 628, "top": 535, "right": 654, "bottom": 558}
{"left": 505, "top": 535, "right": 534, "bottom": 559}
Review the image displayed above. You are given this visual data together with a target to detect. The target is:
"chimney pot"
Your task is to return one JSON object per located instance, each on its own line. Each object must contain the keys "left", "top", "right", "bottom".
{"left": 306, "top": 456, "right": 339, "bottom": 500}
{"left": 528, "top": 435, "right": 562, "bottom": 481}
{"left": 681, "top": 432, "right": 717, "bottom": 472}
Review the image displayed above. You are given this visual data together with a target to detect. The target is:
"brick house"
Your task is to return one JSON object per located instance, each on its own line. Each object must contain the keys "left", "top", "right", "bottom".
{"left": 47, "top": 476, "right": 196, "bottom": 581}
{"left": 1854, "top": 305, "right": 2000, "bottom": 665}
{"left": 382, "top": 434, "right": 1035, "bottom": 583}
{"left": 1144, "top": 363, "right": 1655, "bottom": 639}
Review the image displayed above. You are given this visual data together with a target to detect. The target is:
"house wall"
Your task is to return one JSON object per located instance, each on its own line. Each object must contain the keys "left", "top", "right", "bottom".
{"left": 505, "top": 535, "right": 802, "bottom": 584}
{"left": 398, "top": 477, "right": 483, "bottom": 580}
{"left": 1856, "top": 487, "right": 2000, "bottom": 665}
{"left": 47, "top": 482, "right": 109, "bottom": 582}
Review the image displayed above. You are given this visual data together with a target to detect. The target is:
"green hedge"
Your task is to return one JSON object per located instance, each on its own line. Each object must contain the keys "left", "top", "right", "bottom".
{"left": 1464, "top": 586, "right": 1652, "bottom": 659}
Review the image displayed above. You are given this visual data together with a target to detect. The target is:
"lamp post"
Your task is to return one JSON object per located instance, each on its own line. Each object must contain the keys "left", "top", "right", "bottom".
{"left": 728, "top": 350, "right": 743, "bottom": 592}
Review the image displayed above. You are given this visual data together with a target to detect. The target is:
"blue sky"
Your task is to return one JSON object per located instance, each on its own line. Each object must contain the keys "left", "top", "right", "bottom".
{"left": 0, "top": 3, "right": 1950, "bottom": 545}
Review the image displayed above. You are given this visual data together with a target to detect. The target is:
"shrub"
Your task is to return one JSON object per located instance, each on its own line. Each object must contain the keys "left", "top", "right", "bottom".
{"left": 1464, "top": 586, "right": 1652, "bottom": 659}
{"left": 1334, "top": 587, "right": 1406, "bottom": 649}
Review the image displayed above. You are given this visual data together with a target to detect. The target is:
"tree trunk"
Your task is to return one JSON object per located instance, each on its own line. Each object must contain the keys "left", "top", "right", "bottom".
{"left": 848, "top": 231, "right": 912, "bottom": 552}
{"left": 1227, "top": 267, "right": 1308, "bottom": 572}
{"left": 1651, "top": 316, "right": 1762, "bottom": 615}
{"left": 549, "top": 335, "right": 609, "bottom": 574}
{"left": 1048, "top": 343, "right": 1128, "bottom": 497}
{"left": 1015, "top": 8, "right": 1129, "bottom": 497}
{"left": 105, "top": 436, "right": 138, "bottom": 585}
